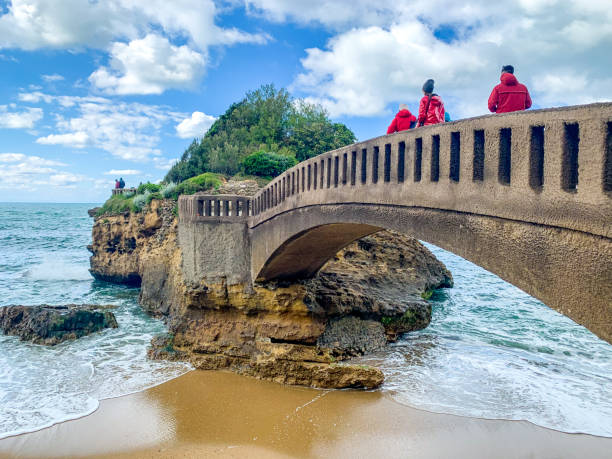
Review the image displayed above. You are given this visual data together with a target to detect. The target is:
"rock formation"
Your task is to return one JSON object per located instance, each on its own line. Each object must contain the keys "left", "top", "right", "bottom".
{"left": 0, "top": 304, "right": 118, "bottom": 345}
{"left": 88, "top": 190, "right": 452, "bottom": 389}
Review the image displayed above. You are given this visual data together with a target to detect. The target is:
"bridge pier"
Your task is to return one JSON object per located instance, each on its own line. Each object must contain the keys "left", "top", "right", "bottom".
{"left": 178, "top": 195, "right": 253, "bottom": 289}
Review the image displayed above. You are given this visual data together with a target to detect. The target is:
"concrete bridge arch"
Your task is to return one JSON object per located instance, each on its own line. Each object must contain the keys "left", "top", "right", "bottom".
{"left": 179, "top": 103, "right": 612, "bottom": 343}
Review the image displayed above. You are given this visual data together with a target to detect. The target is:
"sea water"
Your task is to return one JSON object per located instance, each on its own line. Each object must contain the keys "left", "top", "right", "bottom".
{"left": 0, "top": 203, "right": 610, "bottom": 438}
{"left": 355, "top": 243, "right": 612, "bottom": 437}
{"left": 0, "top": 203, "right": 192, "bottom": 439}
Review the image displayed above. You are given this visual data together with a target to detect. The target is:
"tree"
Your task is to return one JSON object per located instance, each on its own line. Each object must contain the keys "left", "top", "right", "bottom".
{"left": 286, "top": 101, "right": 356, "bottom": 162}
{"left": 242, "top": 150, "right": 298, "bottom": 177}
{"left": 164, "top": 84, "right": 356, "bottom": 182}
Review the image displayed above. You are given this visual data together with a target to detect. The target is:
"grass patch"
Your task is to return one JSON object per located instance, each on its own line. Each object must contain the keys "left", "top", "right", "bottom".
{"left": 99, "top": 172, "right": 226, "bottom": 216}
{"left": 163, "top": 172, "right": 224, "bottom": 200}
{"left": 96, "top": 193, "right": 135, "bottom": 216}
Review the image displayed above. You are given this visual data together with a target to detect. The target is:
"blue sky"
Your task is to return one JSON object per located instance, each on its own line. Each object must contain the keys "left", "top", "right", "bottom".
{"left": 1, "top": 0, "right": 610, "bottom": 203}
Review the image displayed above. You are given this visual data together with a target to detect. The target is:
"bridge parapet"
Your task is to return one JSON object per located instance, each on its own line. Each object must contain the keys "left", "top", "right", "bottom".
{"left": 250, "top": 103, "right": 612, "bottom": 239}
{"left": 179, "top": 193, "right": 252, "bottom": 223}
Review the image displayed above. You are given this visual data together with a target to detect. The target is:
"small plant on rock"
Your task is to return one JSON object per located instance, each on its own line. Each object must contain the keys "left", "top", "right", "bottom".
{"left": 132, "top": 191, "right": 149, "bottom": 211}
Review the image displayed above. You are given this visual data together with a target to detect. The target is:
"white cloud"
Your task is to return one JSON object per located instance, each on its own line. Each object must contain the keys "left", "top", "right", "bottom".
{"left": 25, "top": 92, "right": 184, "bottom": 161}
{"left": 104, "top": 169, "right": 141, "bottom": 176}
{"left": 89, "top": 34, "right": 206, "bottom": 95}
{"left": 176, "top": 111, "right": 216, "bottom": 139}
{"left": 0, "top": 152, "right": 78, "bottom": 190}
{"left": 0, "top": 1, "right": 268, "bottom": 94}
{"left": 42, "top": 73, "right": 64, "bottom": 82}
{"left": 244, "top": 0, "right": 393, "bottom": 28}
{"left": 0, "top": 152, "right": 65, "bottom": 166}
{"left": 36, "top": 132, "right": 89, "bottom": 148}
{"left": 247, "top": 1, "right": 612, "bottom": 118}
{"left": 0, "top": 0, "right": 267, "bottom": 50}
{"left": 18, "top": 91, "right": 54, "bottom": 103}
{"left": 0, "top": 105, "right": 43, "bottom": 129}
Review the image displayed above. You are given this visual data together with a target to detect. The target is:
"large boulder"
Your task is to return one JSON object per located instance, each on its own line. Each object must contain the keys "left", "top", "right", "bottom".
{"left": 0, "top": 304, "right": 118, "bottom": 345}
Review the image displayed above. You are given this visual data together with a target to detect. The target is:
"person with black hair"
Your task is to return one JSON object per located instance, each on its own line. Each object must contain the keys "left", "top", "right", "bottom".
{"left": 417, "top": 79, "right": 445, "bottom": 126}
{"left": 119, "top": 177, "right": 125, "bottom": 189}
{"left": 488, "top": 65, "right": 532, "bottom": 113}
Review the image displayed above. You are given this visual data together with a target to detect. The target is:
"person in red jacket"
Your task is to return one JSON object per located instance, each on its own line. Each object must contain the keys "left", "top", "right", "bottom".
{"left": 488, "top": 65, "right": 532, "bottom": 113}
{"left": 387, "top": 103, "right": 417, "bottom": 134}
{"left": 418, "top": 79, "right": 445, "bottom": 126}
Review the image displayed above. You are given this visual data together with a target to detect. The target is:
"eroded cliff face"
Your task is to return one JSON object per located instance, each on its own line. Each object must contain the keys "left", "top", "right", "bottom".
{"left": 89, "top": 198, "right": 452, "bottom": 389}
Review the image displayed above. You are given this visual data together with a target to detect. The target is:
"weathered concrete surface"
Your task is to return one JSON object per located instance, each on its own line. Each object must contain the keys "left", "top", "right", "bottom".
{"left": 178, "top": 220, "right": 252, "bottom": 287}
{"left": 241, "top": 104, "right": 612, "bottom": 344}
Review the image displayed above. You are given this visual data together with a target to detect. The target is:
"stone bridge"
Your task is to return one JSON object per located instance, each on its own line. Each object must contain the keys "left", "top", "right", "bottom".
{"left": 179, "top": 103, "right": 612, "bottom": 344}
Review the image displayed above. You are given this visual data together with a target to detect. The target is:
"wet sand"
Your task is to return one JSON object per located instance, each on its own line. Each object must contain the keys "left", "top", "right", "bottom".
{"left": 1, "top": 370, "right": 610, "bottom": 458}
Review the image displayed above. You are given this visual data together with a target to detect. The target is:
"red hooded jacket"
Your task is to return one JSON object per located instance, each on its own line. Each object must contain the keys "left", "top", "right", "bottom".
{"left": 387, "top": 109, "right": 417, "bottom": 134}
{"left": 418, "top": 95, "right": 445, "bottom": 126}
{"left": 488, "top": 73, "right": 532, "bottom": 113}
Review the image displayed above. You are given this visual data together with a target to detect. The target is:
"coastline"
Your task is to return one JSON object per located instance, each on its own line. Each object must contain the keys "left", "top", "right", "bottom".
{"left": 1, "top": 370, "right": 610, "bottom": 458}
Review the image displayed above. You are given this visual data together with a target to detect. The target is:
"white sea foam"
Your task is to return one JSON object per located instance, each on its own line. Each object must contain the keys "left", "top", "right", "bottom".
{"left": 354, "top": 243, "right": 612, "bottom": 438}
{"left": 22, "top": 258, "right": 92, "bottom": 281}
{"left": 0, "top": 305, "right": 193, "bottom": 440}
{"left": 0, "top": 203, "right": 193, "bottom": 440}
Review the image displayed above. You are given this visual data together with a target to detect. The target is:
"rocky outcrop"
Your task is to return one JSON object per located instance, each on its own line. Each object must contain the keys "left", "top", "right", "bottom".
{"left": 88, "top": 199, "right": 176, "bottom": 285}
{"left": 89, "top": 196, "right": 452, "bottom": 389}
{"left": 0, "top": 304, "right": 118, "bottom": 345}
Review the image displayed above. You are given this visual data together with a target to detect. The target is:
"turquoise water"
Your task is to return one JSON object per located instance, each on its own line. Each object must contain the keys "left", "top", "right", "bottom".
{"left": 356, "top": 243, "right": 612, "bottom": 437}
{"left": 0, "top": 203, "right": 192, "bottom": 439}
{"left": 0, "top": 203, "right": 610, "bottom": 439}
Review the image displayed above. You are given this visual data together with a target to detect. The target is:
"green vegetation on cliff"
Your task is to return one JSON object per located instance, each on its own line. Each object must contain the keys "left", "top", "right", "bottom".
{"left": 165, "top": 85, "right": 356, "bottom": 182}
{"left": 97, "top": 173, "right": 224, "bottom": 216}
{"left": 98, "top": 85, "right": 354, "bottom": 217}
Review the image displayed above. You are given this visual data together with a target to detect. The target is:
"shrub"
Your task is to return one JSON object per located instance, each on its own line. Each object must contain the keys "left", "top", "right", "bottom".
{"left": 146, "top": 192, "right": 162, "bottom": 205}
{"left": 160, "top": 182, "right": 178, "bottom": 199}
{"left": 132, "top": 191, "right": 149, "bottom": 211}
{"left": 137, "top": 182, "right": 161, "bottom": 195}
{"left": 158, "top": 173, "right": 223, "bottom": 200}
{"left": 185, "top": 172, "right": 223, "bottom": 189}
{"left": 241, "top": 150, "right": 297, "bottom": 178}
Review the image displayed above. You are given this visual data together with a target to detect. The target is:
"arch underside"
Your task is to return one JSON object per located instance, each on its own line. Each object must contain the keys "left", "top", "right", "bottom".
{"left": 250, "top": 204, "right": 612, "bottom": 344}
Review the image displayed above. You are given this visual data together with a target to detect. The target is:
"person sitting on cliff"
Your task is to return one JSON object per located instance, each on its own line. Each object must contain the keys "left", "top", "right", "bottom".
{"left": 114, "top": 179, "right": 120, "bottom": 189}
{"left": 387, "top": 103, "right": 417, "bottom": 134}
{"left": 119, "top": 177, "right": 125, "bottom": 189}
{"left": 488, "top": 65, "right": 532, "bottom": 114}
{"left": 417, "top": 79, "right": 445, "bottom": 126}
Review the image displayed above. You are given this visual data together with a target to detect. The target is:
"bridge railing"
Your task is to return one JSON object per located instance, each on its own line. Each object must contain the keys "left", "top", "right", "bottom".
{"left": 249, "top": 103, "right": 612, "bottom": 239}
{"left": 111, "top": 187, "right": 136, "bottom": 196}
{"left": 179, "top": 194, "right": 251, "bottom": 223}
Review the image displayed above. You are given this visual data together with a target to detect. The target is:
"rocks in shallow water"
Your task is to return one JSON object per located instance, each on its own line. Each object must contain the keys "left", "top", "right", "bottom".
{"left": 0, "top": 304, "right": 118, "bottom": 345}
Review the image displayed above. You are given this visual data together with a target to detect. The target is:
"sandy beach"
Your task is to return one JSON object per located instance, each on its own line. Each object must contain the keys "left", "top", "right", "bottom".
{"left": 1, "top": 369, "right": 610, "bottom": 458}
